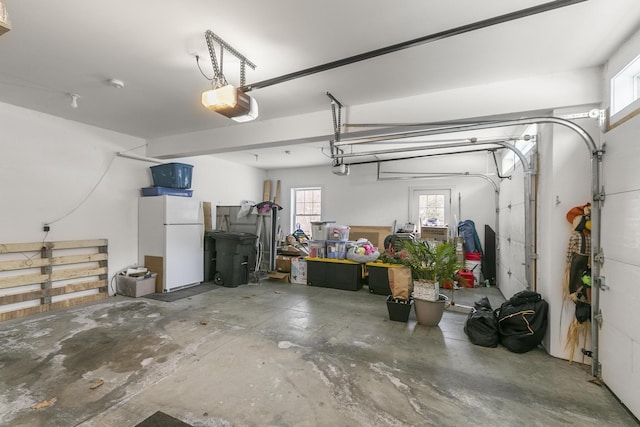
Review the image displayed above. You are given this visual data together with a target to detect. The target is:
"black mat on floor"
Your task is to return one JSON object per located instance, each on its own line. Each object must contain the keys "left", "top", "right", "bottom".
{"left": 135, "top": 411, "right": 192, "bottom": 426}
{"left": 143, "top": 283, "right": 220, "bottom": 302}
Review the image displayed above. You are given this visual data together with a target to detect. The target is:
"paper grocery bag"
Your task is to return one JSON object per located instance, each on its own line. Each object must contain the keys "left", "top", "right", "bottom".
{"left": 388, "top": 267, "right": 412, "bottom": 300}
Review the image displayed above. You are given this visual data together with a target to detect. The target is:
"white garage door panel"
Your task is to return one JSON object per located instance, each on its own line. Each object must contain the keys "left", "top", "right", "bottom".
{"left": 600, "top": 323, "right": 640, "bottom": 417}
{"left": 499, "top": 209, "right": 511, "bottom": 235}
{"left": 603, "top": 122, "right": 640, "bottom": 194}
{"left": 598, "top": 108, "right": 640, "bottom": 419}
{"left": 510, "top": 203, "right": 526, "bottom": 237}
{"left": 601, "top": 192, "right": 640, "bottom": 265}
{"left": 600, "top": 259, "right": 640, "bottom": 343}
{"left": 509, "top": 241, "right": 527, "bottom": 283}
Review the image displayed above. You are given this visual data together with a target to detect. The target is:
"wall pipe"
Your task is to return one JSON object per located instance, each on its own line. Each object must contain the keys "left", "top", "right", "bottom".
{"left": 333, "top": 115, "right": 602, "bottom": 378}
{"left": 116, "top": 152, "right": 165, "bottom": 164}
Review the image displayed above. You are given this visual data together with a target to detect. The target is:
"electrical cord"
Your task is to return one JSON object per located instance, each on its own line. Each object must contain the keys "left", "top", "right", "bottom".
{"left": 47, "top": 154, "right": 116, "bottom": 226}
{"left": 195, "top": 55, "right": 214, "bottom": 81}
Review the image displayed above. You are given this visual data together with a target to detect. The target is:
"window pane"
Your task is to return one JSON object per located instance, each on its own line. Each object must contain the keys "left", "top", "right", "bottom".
{"left": 292, "top": 187, "right": 322, "bottom": 235}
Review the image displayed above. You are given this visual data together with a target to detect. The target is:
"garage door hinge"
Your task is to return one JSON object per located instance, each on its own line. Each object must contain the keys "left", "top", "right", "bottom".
{"left": 594, "top": 250, "right": 605, "bottom": 265}
{"left": 595, "top": 276, "right": 609, "bottom": 291}
{"left": 593, "top": 309, "right": 604, "bottom": 327}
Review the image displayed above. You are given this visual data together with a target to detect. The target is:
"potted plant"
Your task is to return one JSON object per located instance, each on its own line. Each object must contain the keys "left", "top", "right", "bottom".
{"left": 401, "top": 240, "right": 462, "bottom": 326}
{"left": 373, "top": 245, "right": 413, "bottom": 321}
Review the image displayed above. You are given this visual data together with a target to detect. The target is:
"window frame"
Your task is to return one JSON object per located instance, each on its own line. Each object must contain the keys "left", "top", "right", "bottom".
{"left": 290, "top": 186, "right": 323, "bottom": 235}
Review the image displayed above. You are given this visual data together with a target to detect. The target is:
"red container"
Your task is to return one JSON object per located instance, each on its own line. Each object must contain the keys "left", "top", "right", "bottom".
{"left": 465, "top": 252, "right": 482, "bottom": 261}
{"left": 456, "top": 268, "right": 475, "bottom": 288}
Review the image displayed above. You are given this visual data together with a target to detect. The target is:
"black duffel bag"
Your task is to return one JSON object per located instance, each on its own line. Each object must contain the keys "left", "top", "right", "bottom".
{"left": 464, "top": 296, "right": 499, "bottom": 348}
{"left": 497, "top": 290, "right": 549, "bottom": 353}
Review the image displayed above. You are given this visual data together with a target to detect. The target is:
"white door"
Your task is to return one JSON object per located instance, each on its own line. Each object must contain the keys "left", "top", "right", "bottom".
{"left": 598, "top": 115, "right": 640, "bottom": 417}
{"left": 164, "top": 224, "right": 204, "bottom": 292}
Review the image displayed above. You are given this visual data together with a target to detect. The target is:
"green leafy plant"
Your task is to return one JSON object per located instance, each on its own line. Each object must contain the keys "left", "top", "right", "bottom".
{"left": 377, "top": 245, "right": 407, "bottom": 265}
{"left": 401, "top": 240, "right": 462, "bottom": 282}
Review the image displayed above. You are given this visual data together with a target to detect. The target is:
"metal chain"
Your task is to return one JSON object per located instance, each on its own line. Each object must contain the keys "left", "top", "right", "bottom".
{"left": 205, "top": 31, "right": 221, "bottom": 78}
{"left": 204, "top": 30, "right": 255, "bottom": 88}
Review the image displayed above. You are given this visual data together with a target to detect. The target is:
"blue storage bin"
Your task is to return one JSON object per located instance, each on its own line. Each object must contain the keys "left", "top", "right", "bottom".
{"left": 141, "top": 187, "right": 193, "bottom": 197}
{"left": 150, "top": 162, "right": 193, "bottom": 189}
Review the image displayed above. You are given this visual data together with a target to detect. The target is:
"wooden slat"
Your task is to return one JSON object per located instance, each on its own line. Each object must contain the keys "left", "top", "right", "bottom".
{"left": 0, "top": 238, "right": 109, "bottom": 322}
{"left": 51, "top": 266, "right": 108, "bottom": 282}
{"left": 0, "top": 305, "right": 48, "bottom": 322}
{"left": 0, "top": 253, "right": 108, "bottom": 272}
{"left": 0, "top": 293, "right": 107, "bottom": 322}
{"left": 0, "top": 239, "right": 108, "bottom": 254}
{"left": 0, "top": 272, "right": 48, "bottom": 289}
{"left": 0, "top": 279, "right": 107, "bottom": 306}
{"left": 49, "top": 239, "right": 108, "bottom": 250}
{"left": 0, "top": 266, "right": 107, "bottom": 289}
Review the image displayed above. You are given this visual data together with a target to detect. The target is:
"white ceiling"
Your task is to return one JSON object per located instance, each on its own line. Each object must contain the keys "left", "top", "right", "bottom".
{"left": 1, "top": 1, "right": 639, "bottom": 169}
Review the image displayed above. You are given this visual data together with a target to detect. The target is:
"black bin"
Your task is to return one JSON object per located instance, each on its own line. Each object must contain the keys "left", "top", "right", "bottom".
{"left": 205, "top": 231, "right": 257, "bottom": 287}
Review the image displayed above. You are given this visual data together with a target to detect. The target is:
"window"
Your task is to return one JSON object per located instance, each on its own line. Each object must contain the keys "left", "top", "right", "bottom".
{"left": 419, "top": 194, "right": 446, "bottom": 226}
{"left": 501, "top": 124, "right": 537, "bottom": 174}
{"left": 291, "top": 187, "right": 322, "bottom": 235}
{"left": 611, "top": 53, "right": 640, "bottom": 116}
{"left": 409, "top": 188, "right": 451, "bottom": 231}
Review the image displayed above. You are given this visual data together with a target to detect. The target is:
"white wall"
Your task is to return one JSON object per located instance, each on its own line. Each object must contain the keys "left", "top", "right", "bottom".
{"left": 169, "top": 155, "right": 266, "bottom": 226}
{"left": 0, "top": 102, "right": 265, "bottom": 299}
{"left": 266, "top": 152, "right": 497, "bottom": 250}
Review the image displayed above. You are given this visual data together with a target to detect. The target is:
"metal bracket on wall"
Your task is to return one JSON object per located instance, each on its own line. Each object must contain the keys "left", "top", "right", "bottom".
{"left": 594, "top": 250, "right": 605, "bottom": 265}
{"left": 593, "top": 310, "right": 604, "bottom": 328}
{"left": 594, "top": 187, "right": 606, "bottom": 205}
{"left": 595, "top": 276, "right": 609, "bottom": 292}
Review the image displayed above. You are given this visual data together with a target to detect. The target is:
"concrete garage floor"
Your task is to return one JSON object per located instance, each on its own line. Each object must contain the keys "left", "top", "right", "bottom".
{"left": 0, "top": 281, "right": 637, "bottom": 427}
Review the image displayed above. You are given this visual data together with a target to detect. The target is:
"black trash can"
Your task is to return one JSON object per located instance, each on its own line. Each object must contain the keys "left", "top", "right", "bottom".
{"left": 205, "top": 231, "right": 257, "bottom": 287}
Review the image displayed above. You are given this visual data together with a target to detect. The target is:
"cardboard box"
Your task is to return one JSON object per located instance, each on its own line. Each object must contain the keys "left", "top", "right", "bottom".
{"left": 349, "top": 225, "right": 393, "bottom": 251}
{"left": 276, "top": 255, "right": 292, "bottom": 272}
{"left": 267, "top": 271, "right": 290, "bottom": 282}
{"left": 290, "top": 257, "right": 307, "bottom": 284}
{"left": 116, "top": 273, "right": 157, "bottom": 297}
{"left": 420, "top": 226, "right": 448, "bottom": 241}
{"left": 144, "top": 256, "right": 164, "bottom": 293}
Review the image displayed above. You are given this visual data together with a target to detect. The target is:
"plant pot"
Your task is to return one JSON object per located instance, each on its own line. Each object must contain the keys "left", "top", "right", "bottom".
{"left": 413, "top": 279, "right": 439, "bottom": 301}
{"left": 414, "top": 294, "right": 449, "bottom": 326}
{"left": 386, "top": 295, "right": 414, "bottom": 322}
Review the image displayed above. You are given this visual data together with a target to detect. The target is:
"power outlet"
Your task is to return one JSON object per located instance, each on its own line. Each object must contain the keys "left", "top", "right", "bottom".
{"left": 43, "top": 225, "right": 50, "bottom": 232}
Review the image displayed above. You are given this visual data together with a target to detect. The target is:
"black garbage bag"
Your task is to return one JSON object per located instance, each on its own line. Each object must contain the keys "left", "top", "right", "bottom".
{"left": 464, "top": 296, "right": 499, "bottom": 348}
{"left": 497, "top": 290, "right": 549, "bottom": 353}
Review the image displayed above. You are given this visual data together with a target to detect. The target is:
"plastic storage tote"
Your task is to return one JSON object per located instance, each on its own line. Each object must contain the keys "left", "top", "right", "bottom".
{"left": 326, "top": 240, "right": 352, "bottom": 259}
{"left": 150, "top": 162, "right": 193, "bottom": 189}
{"left": 310, "top": 221, "right": 335, "bottom": 240}
{"left": 308, "top": 240, "right": 326, "bottom": 258}
{"left": 141, "top": 187, "right": 193, "bottom": 197}
{"left": 330, "top": 225, "right": 350, "bottom": 240}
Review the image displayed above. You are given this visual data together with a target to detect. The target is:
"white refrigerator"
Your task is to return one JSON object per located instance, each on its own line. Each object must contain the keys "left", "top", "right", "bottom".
{"left": 138, "top": 195, "right": 204, "bottom": 292}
